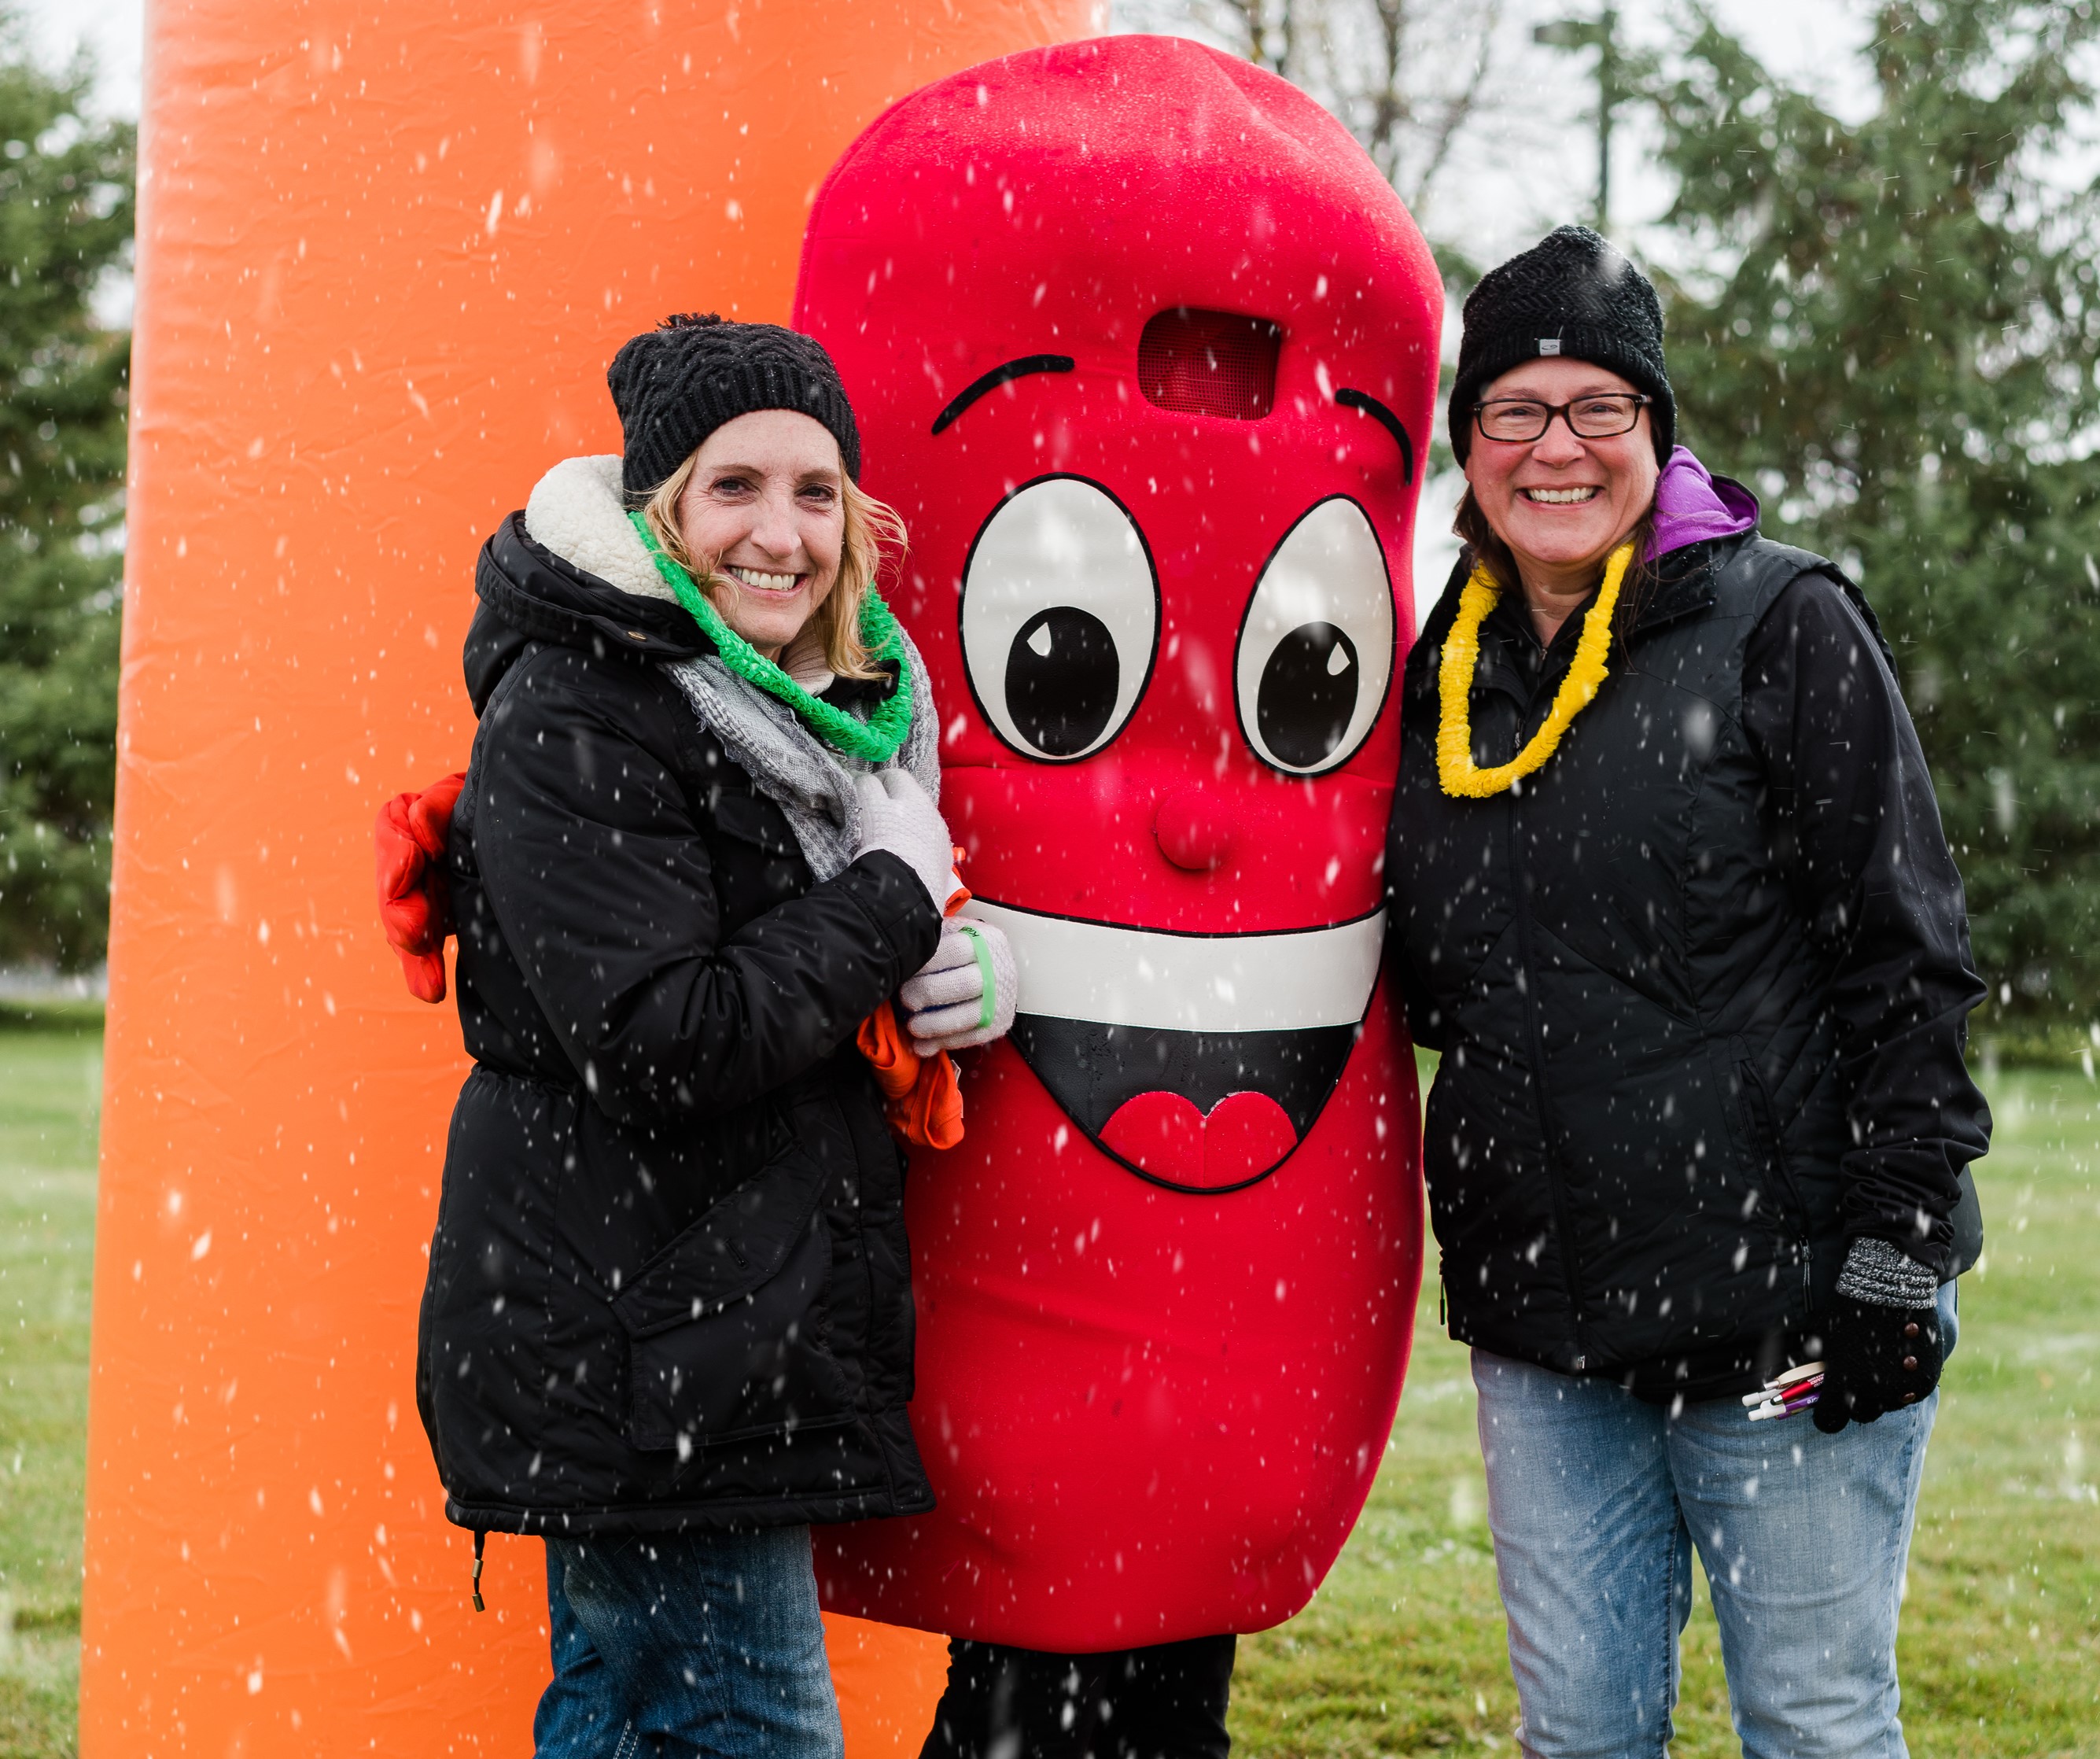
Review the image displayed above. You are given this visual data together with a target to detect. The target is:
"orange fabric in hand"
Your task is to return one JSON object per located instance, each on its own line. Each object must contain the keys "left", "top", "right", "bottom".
{"left": 374, "top": 772, "right": 466, "bottom": 1004}
{"left": 856, "top": 1001, "right": 963, "bottom": 1150}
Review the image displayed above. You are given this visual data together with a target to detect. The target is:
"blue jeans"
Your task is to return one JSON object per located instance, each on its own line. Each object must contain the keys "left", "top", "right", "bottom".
{"left": 534, "top": 1525, "right": 843, "bottom": 1759}
{"left": 1472, "top": 1285, "right": 1957, "bottom": 1759}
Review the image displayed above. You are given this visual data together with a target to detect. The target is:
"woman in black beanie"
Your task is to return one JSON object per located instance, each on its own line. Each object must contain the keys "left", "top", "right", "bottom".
{"left": 1386, "top": 228, "right": 1989, "bottom": 1756}
{"left": 414, "top": 314, "right": 1015, "bottom": 1757}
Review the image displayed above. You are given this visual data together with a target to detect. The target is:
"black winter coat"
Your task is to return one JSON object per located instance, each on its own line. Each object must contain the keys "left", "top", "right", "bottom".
{"left": 1388, "top": 531, "right": 1989, "bottom": 1398}
{"left": 415, "top": 513, "right": 944, "bottom": 1534}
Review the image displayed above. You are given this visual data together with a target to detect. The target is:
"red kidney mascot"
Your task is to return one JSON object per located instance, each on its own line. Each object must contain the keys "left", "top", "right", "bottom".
{"left": 794, "top": 34, "right": 1439, "bottom": 1744}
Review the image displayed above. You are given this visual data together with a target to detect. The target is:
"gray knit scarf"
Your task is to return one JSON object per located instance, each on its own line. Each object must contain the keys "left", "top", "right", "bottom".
{"left": 665, "top": 629, "right": 941, "bottom": 884}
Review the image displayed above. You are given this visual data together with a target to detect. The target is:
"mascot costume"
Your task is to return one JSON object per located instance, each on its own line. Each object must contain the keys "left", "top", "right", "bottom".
{"left": 792, "top": 34, "right": 1440, "bottom": 1751}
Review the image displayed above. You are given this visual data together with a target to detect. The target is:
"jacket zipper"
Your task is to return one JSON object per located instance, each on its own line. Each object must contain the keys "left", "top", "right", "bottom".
{"left": 1506, "top": 770, "right": 1591, "bottom": 1370}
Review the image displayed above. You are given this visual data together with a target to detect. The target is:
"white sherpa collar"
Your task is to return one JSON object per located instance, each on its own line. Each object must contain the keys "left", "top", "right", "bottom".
{"left": 523, "top": 455, "right": 675, "bottom": 603}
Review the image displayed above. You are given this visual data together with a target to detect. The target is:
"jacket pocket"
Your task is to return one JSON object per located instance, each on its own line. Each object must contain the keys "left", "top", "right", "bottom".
{"left": 1734, "top": 1055, "right": 1809, "bottom": 1235}
{"left": 610, "top": 1127, "right": 854, "bottom": 1453}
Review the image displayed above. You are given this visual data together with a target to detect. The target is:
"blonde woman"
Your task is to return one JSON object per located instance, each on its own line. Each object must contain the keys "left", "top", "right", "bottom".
{"left": 414, "top": 315, "right": 1015, "bottom": 1757}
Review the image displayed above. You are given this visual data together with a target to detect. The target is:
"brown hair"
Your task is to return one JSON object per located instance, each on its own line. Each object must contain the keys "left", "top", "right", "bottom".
{"left": 639, "top": 450, "right": 907, "bottom": 680}
{"left": 1451, "top": 488, "right": 1659, "bottom": 641}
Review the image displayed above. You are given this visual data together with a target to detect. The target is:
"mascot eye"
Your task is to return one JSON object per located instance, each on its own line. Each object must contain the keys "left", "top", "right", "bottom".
{"left": 1234, "top": 497, "right": 1394, "bottom": 775}
{"left": 960, "top": 476, "right": 1159, "bottom": 761}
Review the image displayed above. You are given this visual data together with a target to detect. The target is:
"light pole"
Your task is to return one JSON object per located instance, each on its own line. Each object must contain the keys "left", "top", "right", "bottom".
{"left": 1534, "top": 8, "right": 1620, "bottom": 234}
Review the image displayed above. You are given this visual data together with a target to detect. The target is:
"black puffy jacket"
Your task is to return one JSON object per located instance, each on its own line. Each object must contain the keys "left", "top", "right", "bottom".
{"left": 1388, "top": 531, "right": 1988, "bottom": 1397}
{"left": 415, "top": 513, "right": 943, "bottom": 1535}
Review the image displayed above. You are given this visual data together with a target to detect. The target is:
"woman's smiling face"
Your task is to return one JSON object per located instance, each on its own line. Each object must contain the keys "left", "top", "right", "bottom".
{"left": 676, "top": 408, "right": 846, "bottom": 658}
{"left": 1463, "top": 357, "right": 1660, "bottom": 588}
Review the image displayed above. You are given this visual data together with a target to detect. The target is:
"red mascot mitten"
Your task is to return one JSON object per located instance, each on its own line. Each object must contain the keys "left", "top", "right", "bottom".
{"left": 374, "top": 773, "right": 466, "bottom": 1003}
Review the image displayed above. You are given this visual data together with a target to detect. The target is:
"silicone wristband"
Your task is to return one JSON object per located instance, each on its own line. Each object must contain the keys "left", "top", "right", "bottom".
{"left": 956, "top": 925, "right": 997, "bottom": 1031}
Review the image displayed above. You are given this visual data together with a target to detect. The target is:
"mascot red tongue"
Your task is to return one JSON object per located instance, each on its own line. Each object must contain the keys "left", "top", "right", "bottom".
{"left": 795, "top": 35, "right": 1437, "bottom": 1648}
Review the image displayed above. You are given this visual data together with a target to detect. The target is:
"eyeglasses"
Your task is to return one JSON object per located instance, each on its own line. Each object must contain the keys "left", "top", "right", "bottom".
{"left": 1473, "top": 393, "right": 1652, "bottom": 444}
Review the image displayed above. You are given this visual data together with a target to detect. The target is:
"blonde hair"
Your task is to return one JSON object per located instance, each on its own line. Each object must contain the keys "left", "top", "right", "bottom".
{"left": 640, "top": 448, "right": 907, "bottom": 680}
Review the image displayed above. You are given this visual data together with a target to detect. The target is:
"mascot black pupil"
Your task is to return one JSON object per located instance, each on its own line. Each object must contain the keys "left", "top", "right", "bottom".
{"left": 1007, "top": 607, "right": 1119, "bottom": 756}
{"left": 1258, "top": 621, "right": 1358, "bottom": 767}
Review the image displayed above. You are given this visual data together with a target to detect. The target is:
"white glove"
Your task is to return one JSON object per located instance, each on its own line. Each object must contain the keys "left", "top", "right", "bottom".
{"left": 901, "top": 916, "right": 1018, "bottom": 1053}
{"left": 852, "top": 769, "right": 955, "bottom": 915}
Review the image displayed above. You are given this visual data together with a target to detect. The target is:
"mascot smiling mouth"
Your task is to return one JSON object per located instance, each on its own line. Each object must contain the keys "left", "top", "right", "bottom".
{"left": 964, "top": 902, "right": 1385, "bottom": 1193}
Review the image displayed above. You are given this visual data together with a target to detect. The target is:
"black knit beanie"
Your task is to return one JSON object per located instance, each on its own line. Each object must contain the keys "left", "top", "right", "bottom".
{"left": 1447, "top": 226, "right": 1674, "bottom": 466}
{"left": 606, "top": 313, "right": 864, "bottom": 495}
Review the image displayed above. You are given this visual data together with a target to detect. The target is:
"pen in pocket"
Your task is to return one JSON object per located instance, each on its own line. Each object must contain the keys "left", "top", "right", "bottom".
{"left": 1744, "top": 1359, "right": 1826, "bottom": 1422}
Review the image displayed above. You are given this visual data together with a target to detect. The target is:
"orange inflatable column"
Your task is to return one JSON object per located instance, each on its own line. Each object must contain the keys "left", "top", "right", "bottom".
{"left": 83, "top": 3, "right": 1096, "bottom": 1753}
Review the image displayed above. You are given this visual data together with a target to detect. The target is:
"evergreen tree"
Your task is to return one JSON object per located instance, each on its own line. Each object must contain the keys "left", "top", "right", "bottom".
{"left": 1642, "top": 0, "right": 2100, "bottom": 1041}
{"left": 0, "top": 17, "right": 132, "bottom": 972}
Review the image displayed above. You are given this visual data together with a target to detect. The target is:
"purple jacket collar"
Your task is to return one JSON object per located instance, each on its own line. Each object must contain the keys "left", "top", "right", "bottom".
{"left": 1644, "top": 446, "right": 1758, "bottom": 561}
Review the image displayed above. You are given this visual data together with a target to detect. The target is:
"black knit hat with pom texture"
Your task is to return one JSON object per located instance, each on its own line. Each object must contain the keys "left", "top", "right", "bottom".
{"left": 606, "top": 314, "right": 863, "bottom": 494}
{"left": 1447, "top": 226, "right": 1674, "bottom": 466}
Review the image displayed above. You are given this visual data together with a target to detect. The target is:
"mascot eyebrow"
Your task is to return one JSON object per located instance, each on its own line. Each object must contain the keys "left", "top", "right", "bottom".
{"left": 931, "top": 353, "right": 1078, "bottom": 436}
{"left": 927, "top": 356, "right": 1413, "bottom": 487}
{"left": 1334, "top": 388, "right": 1414, "bottom": 484}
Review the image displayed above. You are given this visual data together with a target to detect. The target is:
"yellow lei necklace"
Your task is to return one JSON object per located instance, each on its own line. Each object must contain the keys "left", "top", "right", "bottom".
{"left": 1436, "top": 540, "right": 1635, "bottom": 798}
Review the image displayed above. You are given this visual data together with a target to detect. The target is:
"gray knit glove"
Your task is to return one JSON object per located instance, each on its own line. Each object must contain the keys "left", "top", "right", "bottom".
{"left": 901, "top": 916, "right": 1017, "bottom": 1053}
{"left": 1812, "top": 1238, "right": 1943, "bottom": 1434}
{"left": 852, "top": 769, "right": 954, "bottom": 915}
{"left": 1835, "top": 1235, "right": 1941, "bottom": 1307}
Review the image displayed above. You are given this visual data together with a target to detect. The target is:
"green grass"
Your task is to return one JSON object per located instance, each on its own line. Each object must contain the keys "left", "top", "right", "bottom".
{"left": 1231, "top": 1064, "right": 2100, "bottom": 1757}
{"left": 0, "top": 1031, "right": 2091, "bottom": 1757}
{"left": 0, "top": 1023, "right": 98, "bottom": 1759}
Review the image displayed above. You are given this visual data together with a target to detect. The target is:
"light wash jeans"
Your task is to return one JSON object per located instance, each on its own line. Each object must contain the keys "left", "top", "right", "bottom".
{"left": 1472, "top": 1285, "right": 1958, "bottom": 1759}
{"left": 533, "top": 1525, "right": 843, "bottom": 1759}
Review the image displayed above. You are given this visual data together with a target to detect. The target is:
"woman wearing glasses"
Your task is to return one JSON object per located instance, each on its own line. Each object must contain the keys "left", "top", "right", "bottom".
{"left": 1386, "top": 227, "right": 1989, "bottom": 1757}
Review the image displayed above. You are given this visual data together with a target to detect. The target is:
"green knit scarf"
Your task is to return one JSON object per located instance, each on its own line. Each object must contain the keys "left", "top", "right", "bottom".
{"left": 628, "top": 511, "right": 914, "bottom": 764}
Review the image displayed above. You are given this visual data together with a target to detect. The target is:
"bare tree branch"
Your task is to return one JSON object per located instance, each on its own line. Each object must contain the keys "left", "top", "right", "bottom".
{"left": 1400, "top": 1, "right": 1504, "bottom": 212}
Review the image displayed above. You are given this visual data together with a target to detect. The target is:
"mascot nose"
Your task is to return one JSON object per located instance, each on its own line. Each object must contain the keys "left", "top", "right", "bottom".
{"left": 1154, "top": 786, "right": 1240, "bottom": 872}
